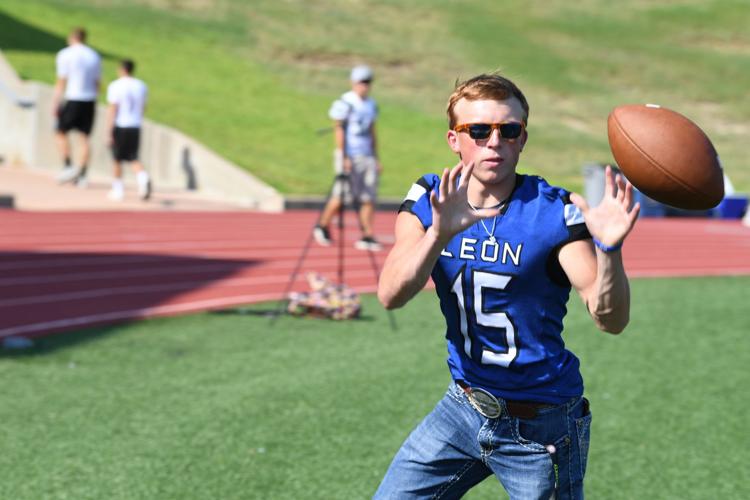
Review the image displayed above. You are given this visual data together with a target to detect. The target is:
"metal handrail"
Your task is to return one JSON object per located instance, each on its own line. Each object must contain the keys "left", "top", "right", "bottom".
{"left": 0, "top": 80, "right": 34, "bottom": 108}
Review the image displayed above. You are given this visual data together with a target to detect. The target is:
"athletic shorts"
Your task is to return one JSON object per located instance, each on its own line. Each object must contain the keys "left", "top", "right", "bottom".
{"left": 331, "top": 154, "right": 379, "bottom": 203}
{"left": 56, "top": 100, "right": 96, "bottom": 135}
{"left": 112, "top": 127, "right": 141, "bottom": 162}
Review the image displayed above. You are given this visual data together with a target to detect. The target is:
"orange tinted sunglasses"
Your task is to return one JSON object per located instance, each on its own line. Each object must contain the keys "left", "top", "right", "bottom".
{"left": 454, "top": 122, "right": 525, "bottom": 141}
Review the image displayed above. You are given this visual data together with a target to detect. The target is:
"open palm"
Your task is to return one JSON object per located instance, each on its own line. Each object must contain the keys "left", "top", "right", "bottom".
{"left": 570, "top": 166, "right": 641, "bottom": 247}
{"left": 430, "top": 162, "right": 501, "bottom": 245}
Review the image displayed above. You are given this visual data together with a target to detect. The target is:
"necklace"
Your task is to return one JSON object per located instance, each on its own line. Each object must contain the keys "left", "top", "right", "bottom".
{"left": 467, "top": 200, "right": 506, "bottom": 243}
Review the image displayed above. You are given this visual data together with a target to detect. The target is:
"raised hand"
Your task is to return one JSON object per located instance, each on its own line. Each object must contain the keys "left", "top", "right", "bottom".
{"left": 429, "top": 161, "right": 502, "bottom": 245}
{"left": 570, "top": 165, "right": 640, "bottom": 248}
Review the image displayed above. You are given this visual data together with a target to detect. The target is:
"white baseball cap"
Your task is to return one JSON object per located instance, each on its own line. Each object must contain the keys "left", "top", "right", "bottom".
{"left": 350, "top": 65, "right": 374, "bottom": 82}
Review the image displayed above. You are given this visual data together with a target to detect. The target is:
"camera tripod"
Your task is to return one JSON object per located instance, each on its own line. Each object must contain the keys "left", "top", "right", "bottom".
{"left": 273, "top": 173, "right": 397, "bottom": 330}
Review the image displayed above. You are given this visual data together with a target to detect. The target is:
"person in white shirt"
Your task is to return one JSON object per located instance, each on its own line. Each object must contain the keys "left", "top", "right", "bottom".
{"left": 53, "top": 27, "right": 102, "bottom": 187}
{"left": 105, "top": 59, "right": 151, "bottom": 201}
{"left": 313, "top": 65, "right": 383, "bottom": 251}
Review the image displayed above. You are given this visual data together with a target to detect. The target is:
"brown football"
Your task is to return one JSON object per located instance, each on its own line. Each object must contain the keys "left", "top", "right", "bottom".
{"left": 607, "top": 104, "right": 724, "bottom": 210}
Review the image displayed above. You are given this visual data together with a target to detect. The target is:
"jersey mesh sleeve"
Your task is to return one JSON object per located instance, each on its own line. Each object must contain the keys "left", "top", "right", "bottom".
{"left": 398, "top": 174, "right": 439, "bottom": 228}
{"left": 328, "top": 99, "right": 351, "bottom": 121}
{"left": 545, "top": 191, "right": 592, "bottom": 286}
{"left": 561, "top": 193, "right": 591, "bottom": 243}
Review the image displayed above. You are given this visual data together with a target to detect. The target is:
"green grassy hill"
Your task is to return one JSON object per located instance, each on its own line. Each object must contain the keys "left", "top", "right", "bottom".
{"left": 2, "top": 0, "right": 748, "bottom": 196}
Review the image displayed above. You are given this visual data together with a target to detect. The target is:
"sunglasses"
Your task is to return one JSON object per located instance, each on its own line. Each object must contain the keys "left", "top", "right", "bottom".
{"left": 453, "top": 121, "right": 525, "bottom": 141}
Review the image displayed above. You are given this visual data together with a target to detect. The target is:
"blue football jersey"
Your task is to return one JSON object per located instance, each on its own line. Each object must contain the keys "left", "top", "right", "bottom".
{"left": 400, "top": 173, "right": 591, "bottom": 404}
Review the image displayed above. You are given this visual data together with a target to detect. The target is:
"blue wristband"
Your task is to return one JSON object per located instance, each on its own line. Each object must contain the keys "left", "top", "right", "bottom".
{"left": 592, "top": 238, "right": 623, "bottom": 253}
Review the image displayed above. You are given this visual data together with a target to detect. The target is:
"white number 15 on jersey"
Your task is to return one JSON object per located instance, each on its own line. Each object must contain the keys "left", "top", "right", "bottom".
{"left": 450, "top": 269, "right": 518, "bottom": 367}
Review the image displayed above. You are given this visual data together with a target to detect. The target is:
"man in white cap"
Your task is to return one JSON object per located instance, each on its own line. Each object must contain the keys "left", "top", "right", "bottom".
{"left": 313, "top": 64, "right": 383, "bottom": 251}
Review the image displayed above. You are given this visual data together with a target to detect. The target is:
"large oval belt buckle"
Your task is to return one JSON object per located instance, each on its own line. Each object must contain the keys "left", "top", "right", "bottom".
{"left": 467, "top": 387, "right": 502, "bottom": 419}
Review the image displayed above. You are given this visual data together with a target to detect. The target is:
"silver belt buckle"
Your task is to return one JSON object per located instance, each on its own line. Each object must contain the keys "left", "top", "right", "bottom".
{"left": 466, "top": 386, "right": 502, "bottom": 419}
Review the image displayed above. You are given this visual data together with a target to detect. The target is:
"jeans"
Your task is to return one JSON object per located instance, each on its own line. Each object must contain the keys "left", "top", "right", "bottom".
{"left": 374, "top": 382, "right": 592, "bottom": 500}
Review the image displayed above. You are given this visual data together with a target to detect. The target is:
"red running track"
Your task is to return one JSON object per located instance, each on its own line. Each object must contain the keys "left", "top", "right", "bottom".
{"left": 1, "top": 211, "right": 748, "bottom": 338}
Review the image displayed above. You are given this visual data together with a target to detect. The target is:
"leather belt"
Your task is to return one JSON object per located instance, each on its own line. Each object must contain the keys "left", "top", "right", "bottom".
{"left": 456, "top": 380, "right": 555, "bottom": 419}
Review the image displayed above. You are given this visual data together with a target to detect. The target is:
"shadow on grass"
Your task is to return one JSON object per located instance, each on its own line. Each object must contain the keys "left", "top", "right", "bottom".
{"left": 1, "top": 308, "right": 385, "bottom": 357}
{"left": 1, "top": 322, "right": 128, "bottom": 358}
{"left": 0, "top": 10, "right": 66, "bottom": 54}
{"left": 0, "top": 10, "right": 120, "bottom": 62}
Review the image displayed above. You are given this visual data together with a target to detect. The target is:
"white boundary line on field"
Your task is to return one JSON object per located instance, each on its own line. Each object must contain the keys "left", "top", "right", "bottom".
{"left": 0, "top": 285, "right": 379, "bottom": 338}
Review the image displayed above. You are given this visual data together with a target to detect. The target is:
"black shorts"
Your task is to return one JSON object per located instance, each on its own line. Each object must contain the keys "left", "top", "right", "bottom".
{"left": 57, "top": 100, "right": 96, "bottom": 135}
{"left": 112, "top": 127, "right": 141, "bottom": 161}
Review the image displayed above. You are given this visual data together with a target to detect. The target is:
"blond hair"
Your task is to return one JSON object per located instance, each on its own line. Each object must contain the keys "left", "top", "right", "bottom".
{"left": 446, "top": 73, "right": 529, "bottom": 129}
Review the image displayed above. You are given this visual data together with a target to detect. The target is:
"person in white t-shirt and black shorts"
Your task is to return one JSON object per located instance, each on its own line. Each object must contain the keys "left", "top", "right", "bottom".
{"left": 53, "top": 27, "right": 101, "bottom": 187}
{"left": 105, "top": 59, "right": 151, "bottom": 201}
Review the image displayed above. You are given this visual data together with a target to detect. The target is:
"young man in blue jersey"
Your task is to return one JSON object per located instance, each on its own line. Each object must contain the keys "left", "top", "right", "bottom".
{"left": 375, "top": 74, "right": 640, "bottom": 499}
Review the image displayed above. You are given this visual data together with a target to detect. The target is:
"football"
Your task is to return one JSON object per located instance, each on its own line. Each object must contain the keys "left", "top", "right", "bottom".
{"left": 607, "top": 104, "right": 724, "bottom": 210}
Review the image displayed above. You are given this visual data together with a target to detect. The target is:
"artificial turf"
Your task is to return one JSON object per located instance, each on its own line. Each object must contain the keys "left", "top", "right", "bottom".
{"left": 2, "top": 276, "right": 748, "bottom": 499}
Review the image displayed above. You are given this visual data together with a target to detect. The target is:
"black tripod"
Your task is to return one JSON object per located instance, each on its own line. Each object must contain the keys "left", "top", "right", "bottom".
{"left": 273, "top": 173, "right": 397, "bottom": 330}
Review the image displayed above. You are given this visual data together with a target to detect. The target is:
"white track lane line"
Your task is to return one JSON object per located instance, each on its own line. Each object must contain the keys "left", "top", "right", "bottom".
{"left": 0, "top": 268, "right": 383, "bottom": 308}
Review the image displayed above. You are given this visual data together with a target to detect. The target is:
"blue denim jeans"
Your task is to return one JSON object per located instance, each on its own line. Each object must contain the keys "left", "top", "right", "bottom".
{"left": 374, "top": 382, "right": 592, "bottom": 499}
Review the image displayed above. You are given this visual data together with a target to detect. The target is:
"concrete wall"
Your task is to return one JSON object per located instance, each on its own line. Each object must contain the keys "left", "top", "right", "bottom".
{"left": 0, "top": 51, "right": 283, "bottom": 211}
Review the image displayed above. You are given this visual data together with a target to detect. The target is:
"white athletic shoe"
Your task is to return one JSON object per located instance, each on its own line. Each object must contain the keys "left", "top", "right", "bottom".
{"left": 56, "top": 166, "right": 81, "bottom": 184}
{"left": 138, "top": 178, "right": 152, "bottom": 201}
{"left": 137, "top": 171, "right": 152, "bottom": 201}
{"left": 76, "top": 176, "right": 88, "bottom": 189}
{"left": 354, "top": 236, "right": 382, "bottom": 251}
{"left": 107, "top": 188, "right": 124, "bottom": 201}
{"left": 313, "top": 225, "right": 332, "bottom": 246}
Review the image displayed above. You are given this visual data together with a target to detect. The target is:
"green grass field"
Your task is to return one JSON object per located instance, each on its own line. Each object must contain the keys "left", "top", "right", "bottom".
{"left": 2, "top": 276, "right": 748, "bottom": 499}
{"left": 1, "top": 0, "right": 748, "bottom": 196}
